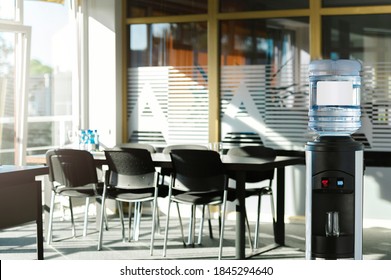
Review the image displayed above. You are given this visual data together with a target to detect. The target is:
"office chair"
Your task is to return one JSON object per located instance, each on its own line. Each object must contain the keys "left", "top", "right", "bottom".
{"left": 163, "top": 149, "right": 229, "bottom": 259}
{"left": 227, "top": 145, "right": 276, "bottom": 249}
{"left": 162, "top": 144, "right": 214, "bottom": 243}
{"left": 46, "top": 148, "right": 105, "bottom": 245}
{"left": 98, "top": 148, "right": 160, "bottom": 255}
{"left": 112, "top": 143, "right": 156, "bottom": 240}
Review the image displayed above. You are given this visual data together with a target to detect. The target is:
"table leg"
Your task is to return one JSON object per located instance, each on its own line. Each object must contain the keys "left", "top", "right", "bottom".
{"left": 43, "top": 175, "right": 52, "bottom": 241}
{"left": 275, "top": 167, "right": 285, "bottom": 245}
{"left": 35, "top": 181, "right": 44, "bottom": 260}
{"left": 235, "top": 171, "right": 246, "bottom": 259}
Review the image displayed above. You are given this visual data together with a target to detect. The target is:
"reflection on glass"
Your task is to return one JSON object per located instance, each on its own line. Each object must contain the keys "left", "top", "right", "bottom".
{"left": 322, "top": 14, "right": 391, "bottom": 61}
{"left": 127, "top": 0, "right": 207, "bottom": 17}
{"left": 322, "top": 0, "right": 391, "bottom": 8}
{"left": 129, "top": 22, "right": 207, "bottom": 67}
{"left": 220, "top": 0, "right": 308, "bottom": 13}
{"left": 220, "top": 18, "right": 310, "bottom": 151}
{"left": 127, "top": 21, "right": 209, "bottom": 145}
{"left": 322, "top": 14, "right": 391, "bottom": 151}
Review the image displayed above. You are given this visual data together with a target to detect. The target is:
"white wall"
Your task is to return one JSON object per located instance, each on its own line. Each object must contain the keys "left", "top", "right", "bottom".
{"left": 87, "top": 0, "right": 122, "bottom": 148}
{"left": 363, "top": 167, "right": 391, "bottom": 227}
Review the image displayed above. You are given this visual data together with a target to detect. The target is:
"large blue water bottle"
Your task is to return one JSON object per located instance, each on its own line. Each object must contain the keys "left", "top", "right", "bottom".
{"left": 308, "top": 59, "right": 362, "bottom": 136}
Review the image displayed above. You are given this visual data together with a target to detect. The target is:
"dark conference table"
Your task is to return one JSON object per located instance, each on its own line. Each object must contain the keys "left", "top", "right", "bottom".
{"left": 151, "top": 153, "right": 304, "bottom": 259}
{"left": 0, "top": 165, "right": 48, "bottom": 260}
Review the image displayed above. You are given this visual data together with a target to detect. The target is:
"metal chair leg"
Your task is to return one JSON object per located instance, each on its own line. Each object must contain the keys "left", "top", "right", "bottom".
{"left": 207, "top": 206, "right": 214, "bottom": 239}
{"left": 197, "top": 205, "right": 206, "bottom": 245}
{"left": 47, "top": 191, "right": 56, "bottom": 245}
{"left": 188, "top": 205, "right": 196, "bottom": 247}
{"left": 153, "top": 201, "right": 161, "bottom": 234}
{"left": 270, "top": 191, "right": 276, "bottom": 237}
{"left": 254, "top": 193, "right": 262, "bottom": 249}
{"left": 104, "top": 206, "right": 109, "bottom": 231}
{"left": 69, "top": 197, "right": 76, "bottom": 238}
{"left": 136, "top": 202, "right": 142, "bottom": 240}
{"left": 218, "top": 194, "right": 228, "bottom": 260}
{"left": 118, "top": 201, "right": 126, "bottom": 242}
{"left": 176, "top": 203, "right": 186, "bottom": 246}
{"left": 132, "top": 202, "right": 142, "bottom": 241}
{"left": 97, "top": 188, "right": 107, "bottom": 251}
{"left": 245, "top": 210, "right": 254, "bottom": 250}
{"left": 150, "top": 191, "right": 158, "bottom": 256}
{"left": 163, "top": 197, "right": 173, "bottom": 257}
{"left": 130, "top": 202, "right": 136, "bottom": 240}
{"left": 83, "top": 197, "right": 90, "bottom": 237}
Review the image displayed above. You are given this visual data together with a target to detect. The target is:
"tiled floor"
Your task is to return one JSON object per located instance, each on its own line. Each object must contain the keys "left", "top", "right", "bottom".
{"left": 0, "top": 212, "right": 390, "bottom": 260}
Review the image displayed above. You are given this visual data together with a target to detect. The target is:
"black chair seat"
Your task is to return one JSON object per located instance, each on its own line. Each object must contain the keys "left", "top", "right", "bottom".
{"left": 56, "top": 182, "right": 104, "bottom": 197}
{"left": 172, "top": 191, "right": 223, "bottom": 205}
{"left": 107, "top": 188, "right": 155, "bottom": 201}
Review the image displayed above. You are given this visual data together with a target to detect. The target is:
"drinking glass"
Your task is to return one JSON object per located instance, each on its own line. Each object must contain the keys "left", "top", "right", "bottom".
{"left": 67, "top": 130, "right": 78, "bottom": 147}
{"left": 209, "top": 142, "right": 223, "bottom": 155}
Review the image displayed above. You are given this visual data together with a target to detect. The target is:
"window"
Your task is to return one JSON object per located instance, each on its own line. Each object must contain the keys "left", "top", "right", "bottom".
{"left": 24, "top": 0, "right": 74, "bottom": 157}
{"left": 0, "top": 0, "right": 19, "bottom": 22}
{"left": 0, "top": 1, "right": 30, "bottom": 165}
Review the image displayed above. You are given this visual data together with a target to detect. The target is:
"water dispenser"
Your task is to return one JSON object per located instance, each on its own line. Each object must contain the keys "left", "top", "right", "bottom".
{"left": 305, "top": 59, "right": 364, "bottom": 260}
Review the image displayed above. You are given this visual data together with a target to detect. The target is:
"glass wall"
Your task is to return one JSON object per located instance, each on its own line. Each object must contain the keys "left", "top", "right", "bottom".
{"left": 127, "top": 21, "right": 209, "bottom": 146}
{"left": 220, "top": 0, "right": 308, "bottom": 12}
{"left": 127, "top": 0, "right": 207, "bottom": 17}
{"left": 322, "top": 0, "right": 391, "bottom": 8}
{"left": 220, "top": 18, "right": 310, "bottom": 150}
{"left": 126, "top": 0, "right": 391, "bottom": 152}
{"left": 323, "top": 14, "right": 391, "bottom": 150}
{"left": 126, "top": 0, "right": 311, "bottom": 149}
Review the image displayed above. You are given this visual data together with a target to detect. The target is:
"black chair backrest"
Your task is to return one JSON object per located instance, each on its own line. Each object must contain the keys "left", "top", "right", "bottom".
{"left": 162, "top": 144, "right": 207, "bottom": 154}
{"left": 114, "top": 143, "right": 156, "bottom": 153}
{"left": 170, "top": 149, "right": 227, "bottom": 192}
{"left": 161, "top": 144, "right": 208, "bottom": 177}
{"left": 46, "top": 149, "right": 98, "bottom": 188}
{"left": 227, "top": 145, "right": 276, "bottom": 183}
{"left": 104, "top": 148, "right": 156, "bottom": 189}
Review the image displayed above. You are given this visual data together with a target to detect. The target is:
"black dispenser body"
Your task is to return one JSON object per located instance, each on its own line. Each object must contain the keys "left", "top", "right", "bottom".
{"left": 305, "top": 136, "right": 364, "bottom": 259}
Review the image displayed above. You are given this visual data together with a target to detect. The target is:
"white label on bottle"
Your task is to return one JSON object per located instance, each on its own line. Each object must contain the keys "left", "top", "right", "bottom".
{"left": 317, "top": 81, "right": 355, "bottom": 106}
